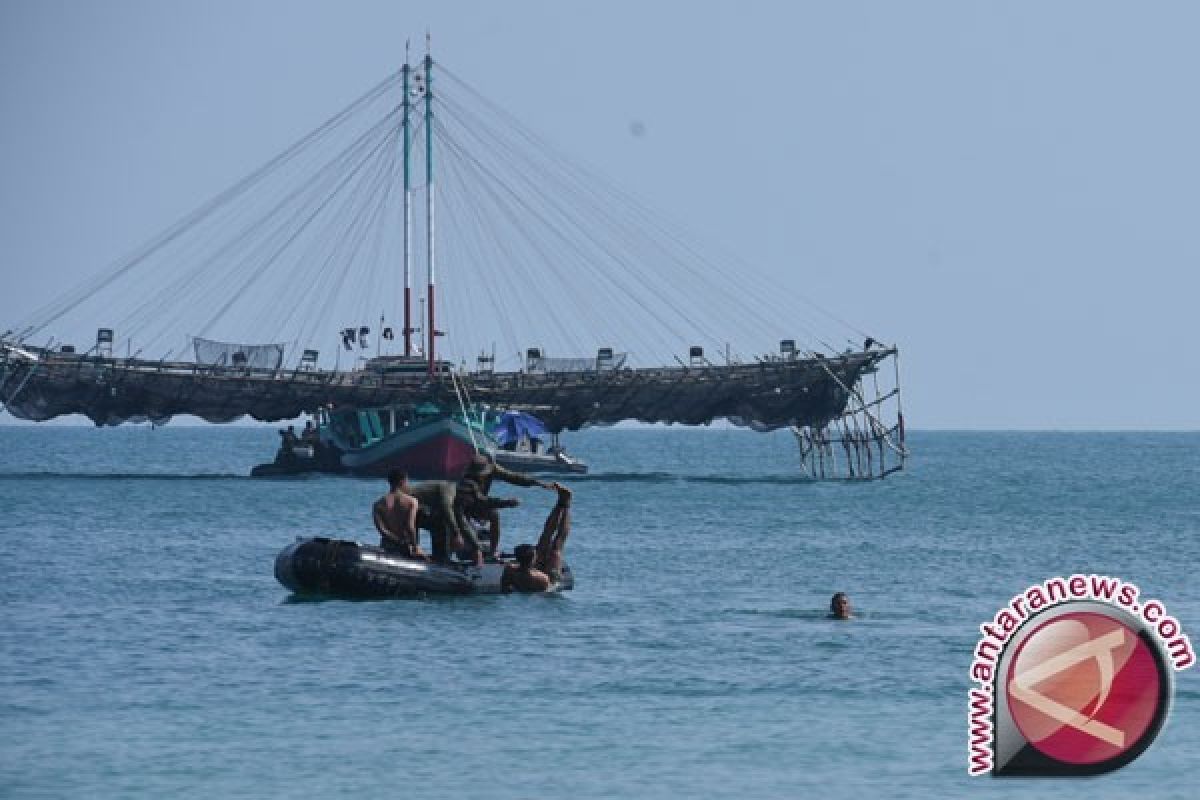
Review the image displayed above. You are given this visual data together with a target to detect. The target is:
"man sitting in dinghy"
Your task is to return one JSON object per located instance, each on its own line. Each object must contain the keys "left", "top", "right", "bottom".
{"left": 372, "top": 469, "right": 422, "bottom": 559}
{"left": 375, "top": 474, "right": 484, "bottom": 565}
{"left": 502, "top": 483, "right": 573, "bottom": 593}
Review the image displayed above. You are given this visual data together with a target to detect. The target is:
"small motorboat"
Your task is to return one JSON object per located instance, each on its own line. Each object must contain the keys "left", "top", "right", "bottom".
{"left": 274, "top": 537, "right": 574, "bottom": 598}
{"left": 488, "top": 411, "right": 588, "bottom": 475}
{"left": 491, "top": 445, "right": 588, "bottom": 475}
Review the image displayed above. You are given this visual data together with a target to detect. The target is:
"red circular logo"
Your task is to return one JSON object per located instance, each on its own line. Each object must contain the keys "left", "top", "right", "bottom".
{"left": 1005, "top": 610, "right": 1163, "bottom": 766}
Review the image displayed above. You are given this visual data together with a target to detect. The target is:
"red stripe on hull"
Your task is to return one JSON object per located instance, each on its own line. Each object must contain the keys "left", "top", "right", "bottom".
{"left": 351, "top": 433, "right": 477, "bottom": 480}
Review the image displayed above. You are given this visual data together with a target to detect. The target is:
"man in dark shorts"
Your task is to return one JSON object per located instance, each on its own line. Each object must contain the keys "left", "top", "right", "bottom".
{"left": 502, "top": 483, "right": 573, "bottom": 593}
{"left": 372, "top": 469, "right": 421, "bottom": 558}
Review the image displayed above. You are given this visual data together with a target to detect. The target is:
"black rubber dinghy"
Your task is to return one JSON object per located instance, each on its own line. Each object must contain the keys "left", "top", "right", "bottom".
{"left": 275, "top": 537, "right": 574, "bottom": 598}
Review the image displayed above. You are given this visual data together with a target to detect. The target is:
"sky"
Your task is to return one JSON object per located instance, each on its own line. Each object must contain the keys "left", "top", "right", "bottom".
{"left": 1, "top": 0, "right": 1197, "bottom": 429}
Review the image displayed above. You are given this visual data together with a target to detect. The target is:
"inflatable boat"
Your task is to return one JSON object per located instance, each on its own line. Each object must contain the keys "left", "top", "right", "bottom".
{"left": 274, "top": 537, "right": 574, "bottom": 598}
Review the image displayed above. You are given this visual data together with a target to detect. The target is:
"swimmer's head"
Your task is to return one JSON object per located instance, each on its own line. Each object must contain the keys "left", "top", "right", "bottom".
{"left": 830, "top": 592, "right": 852, "bottom": 619}
{"left": 513, "top": 544, "right": 536, "bottom": 568}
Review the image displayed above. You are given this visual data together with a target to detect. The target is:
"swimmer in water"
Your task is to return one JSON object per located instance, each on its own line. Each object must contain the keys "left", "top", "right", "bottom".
{"left": 830, "top": 592, "right": 852, "bottom": 620}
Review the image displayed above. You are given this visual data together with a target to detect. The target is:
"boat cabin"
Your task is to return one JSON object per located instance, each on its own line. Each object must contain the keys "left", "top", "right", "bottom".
{"left": 316, "top": 401, "right": 485, "bottom": 452}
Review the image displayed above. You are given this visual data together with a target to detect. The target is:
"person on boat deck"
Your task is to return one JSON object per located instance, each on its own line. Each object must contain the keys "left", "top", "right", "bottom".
{"left": 457, "top": 453, "right": 550, "bottom": 555}
{"left": 404, "top": 480, "right": 484, "bottom": 567}
{"left": 502, "top": 483, "right": 573, "bottom": 593}
{"left": 830, "top": 592, "right": 852, "bottom": 620}
{"left": 279, "top": 425, "right": 300, "bottom": 454}
{"left": 301, "top": 420, "right": 319, "bottom": 444}
{"left": 373, "top": 469, "right": 422, "bottom": 558}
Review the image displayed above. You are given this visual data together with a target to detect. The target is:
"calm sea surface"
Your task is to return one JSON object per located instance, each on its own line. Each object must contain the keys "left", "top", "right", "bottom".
{"left": 1, "top": 427, "right": 1197, "bottom": 798}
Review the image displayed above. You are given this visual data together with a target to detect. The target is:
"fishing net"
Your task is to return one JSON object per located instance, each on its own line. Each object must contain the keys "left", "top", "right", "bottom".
{"left": 193, "top": 337, "right": 284, "bottom": 369}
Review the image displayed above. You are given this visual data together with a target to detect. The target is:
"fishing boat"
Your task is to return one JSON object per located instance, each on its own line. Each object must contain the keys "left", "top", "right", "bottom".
{"left": 274, "top": 536, "right": 574, "bottom": 598}
{"left": 251, "top": 404, "right": 586, "bottom": 478}
{"left": 252, "top": 398, "right": 484, "bottom": 478}
{"left": 0, "top": 42, "right": 906, "bottom": 481}
{"left": 249, "top": 359, "right": 587, "bottom": 478}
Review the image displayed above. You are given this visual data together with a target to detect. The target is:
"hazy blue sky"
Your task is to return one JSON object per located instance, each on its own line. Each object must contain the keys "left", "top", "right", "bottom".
{"left": 2, "top": 1, "right": 1197, "bottom": 429}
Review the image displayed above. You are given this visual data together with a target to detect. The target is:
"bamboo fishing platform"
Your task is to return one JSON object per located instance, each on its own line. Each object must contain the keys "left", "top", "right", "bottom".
{"left": 1, "top": 340, "right": 891, "bottom": 432}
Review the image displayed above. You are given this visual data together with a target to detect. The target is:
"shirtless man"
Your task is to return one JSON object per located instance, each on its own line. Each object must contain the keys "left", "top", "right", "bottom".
{"left": 372, "top": 469, "right": 422, "bottom": 558}
{"left": 501, "top": 483, "right": 573, "bottom": 593}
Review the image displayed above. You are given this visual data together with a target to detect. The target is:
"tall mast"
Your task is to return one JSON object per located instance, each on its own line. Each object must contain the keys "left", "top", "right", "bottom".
{"left": 424, "top": 36, "right": 437, "bottom": 375}
{"left": 401, "top": 43, "right": 413, "bottom": 357}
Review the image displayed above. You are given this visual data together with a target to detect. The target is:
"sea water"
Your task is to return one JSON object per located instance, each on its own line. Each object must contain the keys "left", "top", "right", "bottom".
{"left": 0, "top": 427, "right": 1196, "bottom": 798}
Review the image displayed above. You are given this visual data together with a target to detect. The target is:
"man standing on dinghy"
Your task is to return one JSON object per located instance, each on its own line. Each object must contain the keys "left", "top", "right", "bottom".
{"left": 502, "top": 483, "right": 573, "bottom": 593}
{"left": 404, "top": 480, "right": 485, "bottom": 567}
{"left": 373, "top": 469, "right": 422, "bottom": 558}
{"left": 458, "top": 453, "right": 550, "bottom": 555}
{"left": 462, "top": 453, "right": 550, "bottom": 495}
{"left": 453, "top": 478, "right": 520, "bottom": 556}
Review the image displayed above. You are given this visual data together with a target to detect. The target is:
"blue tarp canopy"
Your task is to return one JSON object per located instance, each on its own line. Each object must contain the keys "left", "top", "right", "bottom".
{"left": 491, "top": 411, "right": 547, "bottom": 447}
